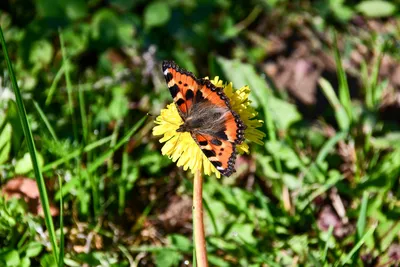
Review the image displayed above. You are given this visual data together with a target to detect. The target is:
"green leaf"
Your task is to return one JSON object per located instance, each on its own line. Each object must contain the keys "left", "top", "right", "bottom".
{"left": 154, "top": 249, "right": 181, "bottom": 267}
{"left": 91, "top": 9, "right": 123, "bottom": 47}
{"left": 144, "top": 2, "right": 171, "bottom": 29}
{"left": 29, "top": 40, "right": 53, "bottom": 67}
{"left": 40, "top": 254, "right": 57, "bottom": 267}
{"left": 331, "top": 4, "right": 354, "bottom": 22}
{"left": 25, "top": 241, "right": 43, "bottom": 258}
{"left": 36, "top": 0, "right": 64, "bottom": 17}
{"left": 58, "top": 24, "right": 90, "bottom": 59}
{"left": 288, "top": 235, "right": 308, "bottom": 257}
{"left": 356, "top": 1, "right": 396, "bottom": 18}
{"left": 3, "top": 249, "right": 20, "bottom": 266}
{"left": 139, "top": 151, "right": 170, "bottom": 174}
{"left": 282, "top": 174, "right": 302, "bottom": 190}
{"left": 208, "top": 254, "right": 230, "bottom": 267}
{"left": 169, "top": 234, "right": 191, "bottom": 252}
{"left": 265, "top": 141, "right": 308, "bottom": 171}
{"left": 371, "top": 132, "right": 400, "bottom": 149}
{"left": 20, "top": 257, "right": 30, "bottom": 267}
{"left": 172, "top": 50, "right": 197, "bottom": 76}
{"left": 15, "top": 152, "right": 44, "bottom": 175}
{"left": 65, "top": 0, "right": 88, "bottom": 20}
{"left": 381, "top": 221, "right": 400, "bottom": 251}
{"left": 208, "top": 236, "right": 237, "bottom": 251}
{"left": 217, "top": 57, "right": 301, "bottom": 130}
{"left": 267, "top": 97, "right": 302, "bottom": 131}
{"left": 228, "top": 223, "right": 256, "bottom": 244}
{"left": 109, "top": 87, "right": 129, "bottom": 120}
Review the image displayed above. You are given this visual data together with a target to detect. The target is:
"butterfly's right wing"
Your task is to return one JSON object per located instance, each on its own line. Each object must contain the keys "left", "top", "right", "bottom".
{"left": 193, "top": 132, "right": 237, "bottom": 177}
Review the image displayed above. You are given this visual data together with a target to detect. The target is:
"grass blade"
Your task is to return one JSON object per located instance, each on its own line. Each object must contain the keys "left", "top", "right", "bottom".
{"left": 322, "top": 225, "right": 334, "bottom": 262}
{"left": 336, "top": 223, "right": 377, "bottom": 266}
{"left": 33, "top": 101, "right": 59, "bottom": 143}
{"left": 316, "top": 132, "right": 347, "bottom": 165}
{"left": 87, "top": 116, "right": 147, "bottom": 173}
{"left": 45, "top": 65, "right": 65, "bottom": 105}
{"left": 78, "top": 84, "right": 88, "bottom": 144}
{"left": 59, "top": 29, "right": 78, "bottom": 141}
{"left": 42, "top": 135, "right": 113, "bottom": 172}
{"left": 203, "top": 197, "right": 219, "bottom": 236}
{"left": 299, "top": 172, "right": 343, "bottom": 211}
{"left": 350, "top": 191, "right": 369, "bottom": 266}
{"left": 0, "top": 26, "right": 59, "bottom": 264}
{"left": 118, "top": 148, "right": 129, "bottom": 215}
{"left": 356, "top": 192, "right": 369, "bottom": 238}
{"left": 332, "top": 31, "right": 352, "bottom": 121}
{"left": 318, "top": 78, "right": 350, "bottom": 131}
{"left": 304, "top": 131, "right": 346, "bottom": 183}
{"left": 57, "top": 175, "right": 64, "bottom": 267}
{"left": 369, "top": 44, "right": 384, "bottom": 109}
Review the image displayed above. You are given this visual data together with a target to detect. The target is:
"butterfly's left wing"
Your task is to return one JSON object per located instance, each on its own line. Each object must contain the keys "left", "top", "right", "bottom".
{"left": 162, "top": 61, "right": 201, "bottom": 116}
{"left": 193, "top": 133, "right": 237, "bottom": 177}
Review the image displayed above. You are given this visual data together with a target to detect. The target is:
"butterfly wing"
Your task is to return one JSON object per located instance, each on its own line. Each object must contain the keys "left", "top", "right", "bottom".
{"left": 194, "top": 133, "right": 237, "bottom": 177}
{"left": 162, "top": 61, "right": 200, "bottom": 116}
{"left": 198, "top": 79, "right": 246, "bottom": 145}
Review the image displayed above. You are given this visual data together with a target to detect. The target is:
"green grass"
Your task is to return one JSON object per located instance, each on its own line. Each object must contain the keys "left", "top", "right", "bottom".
{"left": 1, "top": 1, "right": 400, "bottom": 266}
{"left": 0, "top": 26, "right": 59, "bottom": 264}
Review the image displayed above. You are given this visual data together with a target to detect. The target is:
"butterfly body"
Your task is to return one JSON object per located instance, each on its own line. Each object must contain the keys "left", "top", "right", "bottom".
{"left": 176, "top": 101, "right": 229, "bottom": 134}
{"left": 162, "top": 60, "right": 246, "bottom": 176}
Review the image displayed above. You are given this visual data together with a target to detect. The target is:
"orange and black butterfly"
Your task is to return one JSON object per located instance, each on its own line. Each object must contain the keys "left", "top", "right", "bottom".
{"left": 162, "top": 61, "right": 246, "bottom": 176}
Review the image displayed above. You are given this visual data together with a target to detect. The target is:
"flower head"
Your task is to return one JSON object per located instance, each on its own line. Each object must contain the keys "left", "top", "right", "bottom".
{"left": 153, "top": 77, "right": 265, "bottom": 178}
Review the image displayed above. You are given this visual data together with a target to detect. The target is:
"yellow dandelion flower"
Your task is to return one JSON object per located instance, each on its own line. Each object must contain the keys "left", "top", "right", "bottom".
{"left": 209, "top": 77, "right": 265, "bottom": 154}
{"left": 153, "top": 65, "right": 265, "bottom": 178}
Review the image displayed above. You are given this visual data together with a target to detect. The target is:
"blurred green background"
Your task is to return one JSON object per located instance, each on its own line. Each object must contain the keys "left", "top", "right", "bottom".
{"left": 1, "top": 0, "right": 400, "bottom": 266}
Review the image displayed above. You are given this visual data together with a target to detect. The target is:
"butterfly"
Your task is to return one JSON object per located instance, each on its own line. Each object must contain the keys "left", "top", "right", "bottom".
{"left": 162, "top": 60, "right": 246, "bottom": 177}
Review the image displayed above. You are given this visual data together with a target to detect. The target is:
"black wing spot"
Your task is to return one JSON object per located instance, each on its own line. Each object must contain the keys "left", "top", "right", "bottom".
{"left": 178, "top": 81, "right": 182, "bottom": 84}
{"left": 211, "top": 161, "right": 222, "bottom": 167}
{"left": 211, "top": 139, "right": 222, "bottom": 146}
{"left": 202, "top": 149, "right": 216, "bottom": 158}
{"left": 215, "top": 130, "right": 228, "bottom": 140}
{"left": 199, "top": 140, "right": 208, "bottom": 146}
{"left": 186, "top": 89, "right": 194, "bottom": 100}
{"left": 184, "top": 83, "right": 188, "bottom": 87}
{"left": 195, "top": 90, "right": 205, "bottom": 102}
{"left": 169, "top": 84, "right": 179, "bottom": 98}
{"left": 165, "top": 73, "right": 173, "bottom": 83}
{"left": 176, "top": 98, "right": 185, "bottom": 106}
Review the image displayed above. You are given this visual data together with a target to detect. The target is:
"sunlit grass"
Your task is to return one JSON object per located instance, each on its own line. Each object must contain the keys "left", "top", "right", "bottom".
{"left": 0, "top": 26, "right": 60, "bottom": 264}
{"left": 1, "top": 3, "right": 400, "bottom": 266}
